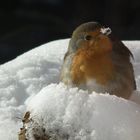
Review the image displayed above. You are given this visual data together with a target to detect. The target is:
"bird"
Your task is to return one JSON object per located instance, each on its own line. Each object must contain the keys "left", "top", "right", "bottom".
{"left": 60, "top": 22, "right": 136, "bottom": 99}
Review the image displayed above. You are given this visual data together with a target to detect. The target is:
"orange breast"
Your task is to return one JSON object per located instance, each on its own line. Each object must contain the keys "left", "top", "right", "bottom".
{"left": 70, "top": 46, "right": 115, "bottom": 86}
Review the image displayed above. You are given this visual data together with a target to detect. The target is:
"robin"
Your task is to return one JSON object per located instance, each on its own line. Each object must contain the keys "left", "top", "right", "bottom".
{"left": 60, "top": 22, "right": 136, "bottom": 99}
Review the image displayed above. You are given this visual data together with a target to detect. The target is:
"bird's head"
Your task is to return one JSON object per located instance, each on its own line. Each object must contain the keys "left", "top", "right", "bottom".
{"left": 68, "top": 22, "right": 113, "bottom": 57}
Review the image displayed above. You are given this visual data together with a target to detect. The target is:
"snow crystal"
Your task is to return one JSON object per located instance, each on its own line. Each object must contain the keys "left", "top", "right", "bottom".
{"left": 100, "top": 27, "right": 112, "bottom": 35}
{"left": 0, "top": 39, "right": 139, "bottom": 139}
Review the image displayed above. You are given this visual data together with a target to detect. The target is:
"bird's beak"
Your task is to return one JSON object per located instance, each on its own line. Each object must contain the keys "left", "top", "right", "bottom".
{"left": 89, "top": 39, "right": 95, "bottom": 46}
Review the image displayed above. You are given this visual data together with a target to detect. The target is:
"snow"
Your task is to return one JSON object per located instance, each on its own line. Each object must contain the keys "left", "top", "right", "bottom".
{"left": 27, "top": 84, "right": 140, "bottom": 140}
{"left": 0, "top": 39, "right": 140, "bottom": 139}
{"left": 100, "top": 27, "right": 112, "bottom": 35}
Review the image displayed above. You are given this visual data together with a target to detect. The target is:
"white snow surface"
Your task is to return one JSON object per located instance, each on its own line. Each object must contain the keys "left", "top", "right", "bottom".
{"left": 0, "top": 39, "right": 140, "bottom": 140}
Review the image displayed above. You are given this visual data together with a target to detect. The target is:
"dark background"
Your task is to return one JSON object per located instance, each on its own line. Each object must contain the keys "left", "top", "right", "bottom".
{"left": 0, "top": 0, "right": 140, "bottom": 64}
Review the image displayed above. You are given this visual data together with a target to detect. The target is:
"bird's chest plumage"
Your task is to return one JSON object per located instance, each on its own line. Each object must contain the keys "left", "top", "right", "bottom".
{"left": 61, "top": 50, "right": 115, "bottom": 93}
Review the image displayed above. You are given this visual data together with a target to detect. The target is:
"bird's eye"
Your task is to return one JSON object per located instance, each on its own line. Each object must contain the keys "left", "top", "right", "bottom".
{"left": 84, "top": 35, "right": 92, "bottom": 41}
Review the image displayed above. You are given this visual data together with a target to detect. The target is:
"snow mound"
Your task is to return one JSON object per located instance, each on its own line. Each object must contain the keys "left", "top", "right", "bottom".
{"left": 26, "top": 83, "right": 140, "bottom": 140}
{"left": 0, "top": 39, "right": 69, "bottom": 140}
{"left": 0, "top": 39, "right": 140, "bottom": 139}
